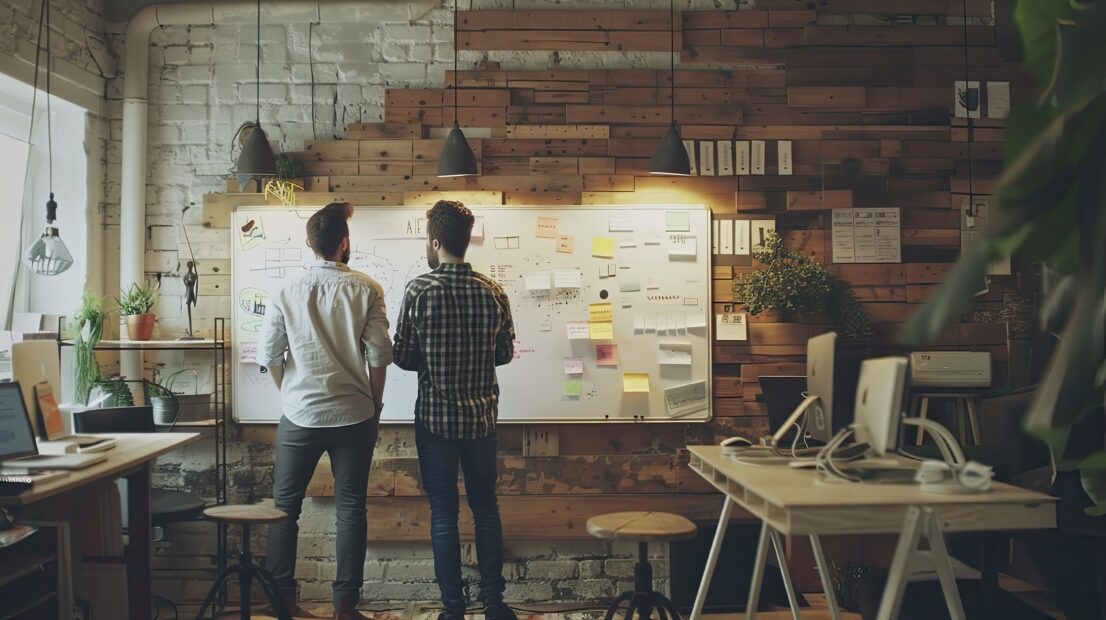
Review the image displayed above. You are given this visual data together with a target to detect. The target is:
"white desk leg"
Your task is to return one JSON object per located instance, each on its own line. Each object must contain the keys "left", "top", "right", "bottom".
{"left": 745, "top": 521, "right": 772, "bottom": 620}
{"left": 769, "top": 528, "right": 801, "bottom": 620}
{"left": 876, "top": 506, "right": 924, "bottom": 620}
{"left": 925, "top": 509, "right": 967, "bottom": 620}
{"left": 690, "top": 495, "right": 734, "bottom": 620}
{"left": 810, "top": 535, "right": 841, "bottom": 620}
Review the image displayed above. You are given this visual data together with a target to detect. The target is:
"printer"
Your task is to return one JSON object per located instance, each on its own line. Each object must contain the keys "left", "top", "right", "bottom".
{"left": 909, "top": 351, "right": 991, "bottom": 388}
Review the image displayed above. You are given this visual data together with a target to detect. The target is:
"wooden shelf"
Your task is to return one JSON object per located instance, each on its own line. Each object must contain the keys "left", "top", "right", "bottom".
{"left": 0, "top": 551, "right": 57, "bottom": 588}
{"left": 155, "top": 419, "right": 222, "bottom": 428}
{"left": 59, "top": 339, "right": 226, "bottom": 351}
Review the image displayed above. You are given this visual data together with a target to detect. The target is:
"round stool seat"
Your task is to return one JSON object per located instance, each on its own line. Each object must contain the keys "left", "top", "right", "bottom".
{"left": 587, "top": 511, "right": 697, "bottom": 543}
{"left": 203, "top": 504, "right": 287, "bottom": 524}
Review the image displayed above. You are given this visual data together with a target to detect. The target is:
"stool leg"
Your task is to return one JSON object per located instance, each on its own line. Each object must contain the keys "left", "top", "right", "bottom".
{"left": 966, "top": 397, "right": 982, "bottom": 445}
{"left": 624, "top": 600, "right": 638, "bottom": 620}
{"left": 193, "top": 563, "right": 240, "bottom": 620}
{"left": 915, "top": 397, "right": 930, "bottom": 446}
{"left": 657, "top": 594, "right": 682, "bottom": 620}
{"left": 255, "top": 564, "right": 293, "bottom": 620}
{"left": 239, "top": 523, "right": 252, "bottom": 620}
{"left": 604, "top": 591, "right": 634, "bottom": 620}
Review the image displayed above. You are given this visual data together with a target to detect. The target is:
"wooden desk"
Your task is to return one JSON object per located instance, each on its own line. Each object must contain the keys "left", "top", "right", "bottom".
{"left": 687, "top": 446, "right": 1056, "bottom": 620}
{"left": 2, "top": 433, "right": 200, "bottom": 620}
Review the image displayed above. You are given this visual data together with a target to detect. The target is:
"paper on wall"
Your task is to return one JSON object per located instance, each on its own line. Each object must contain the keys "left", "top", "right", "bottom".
{"left": 589, "top": 303, "right": 613, "bottom": 322}
{"left": 734, "top": 220, "right": 751, "bottom": 255}
{"left": 596, "top": 343, "right": 619, "bottom": 366}
{"left": 609, "top": 213, "right": 635, "bottom": 232}
{"left": 666, "top": 211, "right": 691, "bottom": 233}
{"left": 667, "top": 234, "right": 697, "bottom": 259}
{"left": 778, "top": 140, "right": 792, "bottom": 176}
{"left": 621, "top": 296, "right": 633, "bottom": 308}
{"left": 685, "top": 307, "right": 707, "bottom": 329}
{"left": 535, "top": 217, "right": 558, "bottom": 239}
{"left": 987, "top": 81, "right": 1010, "bottom": 119}
{"left": 619, "top": 272, "right": 641, "bottom": 292}
{"left": 717, "top": 140, "right": 734, "bottom": 175}
{"left": 566, "top": 321, "right": 590, "bottom": 340}
{"left": 592, "top": 237, "right": 616, "bottom": 258}
{"left": 751, "top": 140, "right": 766, "bottom": 175}
{"left": 659, "top": 342, "right": 693, "bottom": 366}
{"left": 563, "top": 379, "right": 583, "bottom": 397}
{"left": 735, "top": 141, "right": 750, "bottom": 175}
{"left": 645, "top": 276, "right": 660, "bottom": 290}
{"left": 240, "top": 343, "right": 258, "bottom": 364}
{"left": 720, "top": 220, "right": 734, "bottom": 255}
{"left": 623, "top": 372, "right": 651, "bottom": 393}
{"left": 589, "top": 321, "right": 614, "bottom": 340}
{"left": 751, "top": 220, "right": 775, "bottom": 249}
{"left": 698, "top": 142, "right": 716, "bottom": 176}
{"left": 832, "top": 208, "right": 901, "bottom": 264}
{"left": 664, "top": 381, "right": 709, "bottom": 417}
{"left": 644, "top": 315, "right": 657, "bottom": 332}
{"left": 554, "top": 269, "right": 582, "bottom": 289}
{"left": 525, "top": 271, "right": 551, "bottom": 292}
{"left": 556, "top": 235, "right": 574, "bottom": 253}
{"left": 683, "top": 139, "right": 698, "bottom": 175}
{"left": 712, "top": 220, "right": 720, "bottom": 255}
{"left": 564, "top": 357, "right": 584, "bottom": 375}
{"left": 634, "top": 315, "right": 645, "bottom": 331}
{"left": 471, "top": 217, "right": 485, "bottom": 240}
{"left": 715, "top": 313, "right": 748, "bottom": 341}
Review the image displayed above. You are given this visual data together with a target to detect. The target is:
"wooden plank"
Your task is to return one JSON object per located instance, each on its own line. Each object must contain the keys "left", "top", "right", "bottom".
{"left": 764, "top": 28, "right": 806, "bottom": 48}
{"left": 906, "top": 262, "right": 953, "bottom": 284}
{"left": 788, "top": 87, "right": 867, "bottom": 108}
{"left": 329, "top": 175, "right": 467, "bottom": 192}
{"left": 345, "top": 123, "right": 422, "bottom": 139}
{"left": 567, "top": 104, "right": 744, "bottom": 125}
{"left": 303, "top": 140, "right": 359, "bottom": 161}
{"left": 402, "top": 191, "right": 504, "bottom": 206}
{"left": 828, "top": 264, "right": 907, "bottom": 285}
{"left": 786, "top": 190, "right": 853, "bottom": 211}
{"left": 365, "top": 494, "right": 751, "bottom": 541}
{"left": 483, "top": 138, "right": 607, "bottom": 157}
{"left": 582, "top": 175, "right": 635, "bottom": 191}
{"left": 506, "top": 124, "right": 609, "bottom": 139}
{"left": 467, "top": 175, "right": 584, "bottom": 192}
{"left": 529, "top": 157, "right": 579, "bottom": 175}
{"left": 682, "top": 47, "right": 788, "bottom": 67}
{"left": 357, "top": 161, "right": 414, "bottom": 176}
{"left": 358, "top": 139, "right": 414, "bottom": 160}
{"left": 385, "top": 88, "right": 443, "bottom": 108}
{"left": 459, "top": 10, "right": 673, "bottom": 31}
{"left": 503, "top": 191, "right": 583, "bottom": 205}
{"left": 683, "top": 10, "right": 769, "bottom": 29}
{"left": 788, "top": 47, "right": 914, "bottom": 67}
{"left": 803, "top": 26, "right": 995, "bottom": 47}
{"left": 579, "top": 157, "right": 618, "bottom": 175}
{"left": 787, "top": 66, "right": 914, "bottom": 87}
{"left": 459, "top": 30, "right": 680, "bottom": 52}
{"left": 720, "top": 29, "right": 766, "bottom": 47}
{"left": 533, "top": 90, "right": 590, "bottom": 104}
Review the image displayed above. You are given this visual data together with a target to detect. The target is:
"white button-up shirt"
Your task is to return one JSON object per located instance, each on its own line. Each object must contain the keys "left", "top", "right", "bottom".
{"left": 260, "top": 261, "right": 392, "bottom": 427}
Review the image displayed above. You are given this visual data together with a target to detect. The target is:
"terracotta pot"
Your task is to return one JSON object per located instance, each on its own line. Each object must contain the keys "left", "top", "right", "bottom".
{"left": 126, "top": 313, "right": 156, "bottom": 341}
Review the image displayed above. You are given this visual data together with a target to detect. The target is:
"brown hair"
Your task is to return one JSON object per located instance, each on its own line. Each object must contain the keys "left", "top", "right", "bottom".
{"left": 426, "top": 200, "right": 475, "bottom": 258}
{"left": 306, "top": 202, "right": 353, "bottom": 257}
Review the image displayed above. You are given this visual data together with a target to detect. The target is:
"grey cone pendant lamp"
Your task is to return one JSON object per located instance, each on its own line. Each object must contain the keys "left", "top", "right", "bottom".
{"left": 438, "top": 0, "right": 478, "bottom": 177}
{"left": 650, "top": 0, "right": 691, "bottom": 176}
{"left": 236, "top": 0, "right": 277, "bottom": 187}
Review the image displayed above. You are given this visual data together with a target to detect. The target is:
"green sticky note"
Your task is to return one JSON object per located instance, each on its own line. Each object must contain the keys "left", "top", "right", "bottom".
{"left": 666, "top": 211, "right": 691, "bottom": 232}
{"left": 564, "top": 379, "right": 583, "bottom": 398}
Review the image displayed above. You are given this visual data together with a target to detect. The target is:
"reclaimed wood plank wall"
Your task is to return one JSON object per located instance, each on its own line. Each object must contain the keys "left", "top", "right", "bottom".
{"left": 208, "top": 4, "right": 1034, "bottom": 541}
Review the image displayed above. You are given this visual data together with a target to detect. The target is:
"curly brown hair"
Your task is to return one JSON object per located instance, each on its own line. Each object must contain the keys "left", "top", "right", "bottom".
{"left": 306, "top": 202, "right": 353, "bottom": 257}
{"left": 426, "top": 200, "right": 474, "bottom": 258}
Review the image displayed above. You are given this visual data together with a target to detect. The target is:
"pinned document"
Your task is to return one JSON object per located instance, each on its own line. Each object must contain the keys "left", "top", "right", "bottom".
{"left": 554, "top": 269, "right": 582, "bottom": 289}
{"left": 525, "top": 271, "right": 551, "bottom": 292}
{"left": 664, "top": 381, "right": 708, "bottom": 417}
{"left": 589, "top": 322, "right": 614, "bottom": 340}
{"left": 659, "top": 342, "right": 693, "bottom": 366}
{"left": 566, "top": 321, "right": 590, "bottom": 340}
{"left": 596, "top": 344, "right": 619, "bottom": 366}
{"left": 535, "top": 217, "right": 558, "bottom": 239}
{"left": 563, "top": 379, "right": 583, "bottom": 398}
{"left": 589, "top": 303, "right": 613, "bottom": 322}
{"left": 564, "top": 357, "right": 584, "bottom": 375}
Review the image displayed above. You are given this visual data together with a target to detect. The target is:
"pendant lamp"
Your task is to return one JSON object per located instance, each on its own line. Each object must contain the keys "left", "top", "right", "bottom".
{"left": 649, "top": 0, "right": 691, "bottom": 176}
{"left": 236, "top": 0, "right": 277, "bottom": 189}
{"left": 438, "top": 0, "right": 478, "bottom": 177}
{"left": 23, "top": 0, "right": 73, "bottom": 276}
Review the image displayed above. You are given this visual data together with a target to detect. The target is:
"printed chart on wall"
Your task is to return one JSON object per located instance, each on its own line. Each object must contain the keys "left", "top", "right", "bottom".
{"left": 231, "top": 205, "right": 712, "bottom": 424}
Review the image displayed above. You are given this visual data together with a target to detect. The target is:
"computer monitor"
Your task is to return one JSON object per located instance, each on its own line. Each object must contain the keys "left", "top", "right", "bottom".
{"left": 805, "top": 332, "right": 836, "bottom": 443}
{"left": 0, "top": 382, "right": 39, "bottom": 462}
{"left": 759, "top": 376, "right": 805, "bottom": 443}
{"left": 852, "top": 357, "right": 910, "bottom": 457}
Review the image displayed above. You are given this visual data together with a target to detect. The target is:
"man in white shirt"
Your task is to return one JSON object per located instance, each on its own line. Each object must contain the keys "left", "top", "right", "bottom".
{"left": 260, "top": 202, "right": 391, "bottom": 620}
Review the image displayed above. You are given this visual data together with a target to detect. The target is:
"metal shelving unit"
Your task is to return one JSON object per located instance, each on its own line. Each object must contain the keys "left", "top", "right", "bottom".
{"left": 58, "top": 317, "right": 229, "bottom": 612}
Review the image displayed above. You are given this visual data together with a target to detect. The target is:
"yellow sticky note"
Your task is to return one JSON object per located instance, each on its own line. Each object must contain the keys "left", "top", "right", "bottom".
{"left": 589, "top": 302, "right": 613, "bottom": 322}
{"left": 589, "top": 321, "right": 614, "bottom": 340}
{"left": 592, "top": 237, "right": 616, "bottom": 258}
{"left": 623, "top": 372, "right": 651, "bottom": 393}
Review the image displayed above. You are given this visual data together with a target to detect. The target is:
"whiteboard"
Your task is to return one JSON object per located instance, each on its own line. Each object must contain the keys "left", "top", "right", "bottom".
{"left": 231, "top": 205, "right": 712, "bottom": 424}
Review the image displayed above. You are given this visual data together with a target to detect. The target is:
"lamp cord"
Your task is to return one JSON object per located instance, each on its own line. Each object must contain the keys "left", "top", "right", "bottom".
{"left": 669, "top": 0, "right": 675, "bottom": 125}
{"left": 309, "top": 20, "right": 316, "bottom": 140}
{"left": 45, "top": 0, "right": 53, "bottom": 194}
{"left": 255, "top": 0, "right": 261, "bottom": 125}
{"left": 453, "top": 0, "right": 459, "bottom": 126}
{"left": 961, "top": 0, "right": 974, "bottom": 213}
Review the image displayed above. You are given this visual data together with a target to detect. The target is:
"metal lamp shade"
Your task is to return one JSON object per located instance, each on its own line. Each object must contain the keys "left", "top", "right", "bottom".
{"left": 437, "top": 124, "right": 479, "bottom": 177}
{"left": 236, "top": 125, "right": 277, "bottom": 178}
{"left": 23, "top": 227, "right": 73, "bottom": 276}
{"left": 649, "top": 124, "right": 691, "bottom": 176}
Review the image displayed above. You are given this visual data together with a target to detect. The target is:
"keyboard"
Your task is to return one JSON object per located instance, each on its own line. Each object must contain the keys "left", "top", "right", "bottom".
{"left": 0, "top": 470, "right": 68, "bottom": 494}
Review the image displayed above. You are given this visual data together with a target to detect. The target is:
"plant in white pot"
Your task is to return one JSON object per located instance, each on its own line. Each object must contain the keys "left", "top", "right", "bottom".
{"left": 117, "top": 283, "right": 158, "bottom": 341}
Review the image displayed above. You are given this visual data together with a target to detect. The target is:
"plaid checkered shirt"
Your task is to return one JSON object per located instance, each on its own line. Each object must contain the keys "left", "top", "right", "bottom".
{"left": 392, "top": 262, "right": 515, "bottom": 439}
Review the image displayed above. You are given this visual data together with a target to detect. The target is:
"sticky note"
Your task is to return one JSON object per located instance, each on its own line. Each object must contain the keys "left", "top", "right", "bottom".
{"left": 525, "top": 271, "right": 551, "bottom": 292}
{"left": 556, "top": 235, "right": 574, "bottom": 253}
{"left": 646, "top": 276, "right": 660, "bottom": 290}
{"left": 471, "top": 217, "right": 485, "bottom": 240}
{"left": 634, "top": 315, "right": 645, "bottom": 331}
{"left": 564, "top": 379, "right": 582, "bottom": 397}
{"left": 566, "top": 321, "right": 590, "bottom": 340}
{"left": 589, "top": 303, "right": 613, "bottom": 322}
{"left": 644, "top": 315, "right": 657, "bottom": 332}
{"left": 539, "top": 318, "right": 553, "bottom": 332}
{"left": 666, "top": 211, "right": 691, "bottom": 232}
{"left": 623, "top": 372, "right": 651, "bottom": 393}
{"left": 619, "top": 272, "right": 641, "bottom": 293}
{"left": 596, "top": 343, "right": 619, "bottom": 366}
{"left": 589, "top": 321, "right": 614, "bottom": 340}
{"left": 536, "top": 217, "right": 558, "bottom": 239}
{"left": 554, "top": 269, "right": 582, "bottom": 289}
{"left": 609, "top": 214, "right": 635, "bottom": 232}
{"left": 621, "top": 296, "right": 633, "bottom": 309}
{"left": 685, "top": 308, "right": 707, "bottom": 329}
{"left": 668, "top": 234, "right": 697, "bottom": 259}
{"left": 564, "top": 357, "right": 584, "bottom": 375}
{"left": 619, "top": 239, "right": 637, "bottom": 249}
{"left": 592, "top": 237, "right": 616, "bottom": 258}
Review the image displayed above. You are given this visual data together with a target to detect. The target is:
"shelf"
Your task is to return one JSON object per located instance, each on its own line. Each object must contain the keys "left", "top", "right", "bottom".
{"left": 155, "top": 419, "right": 223, "bottom": 428}
{"left": 59, "top": 339, "right": 226, "bottom": 351}
{"left": 0, "top": 551, "right": 57, "bottom": 588}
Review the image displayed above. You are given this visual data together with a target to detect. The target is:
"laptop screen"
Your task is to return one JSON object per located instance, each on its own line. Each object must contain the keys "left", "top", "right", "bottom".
{"left": 0, "top": 382, "right": 38, "bottom": 462}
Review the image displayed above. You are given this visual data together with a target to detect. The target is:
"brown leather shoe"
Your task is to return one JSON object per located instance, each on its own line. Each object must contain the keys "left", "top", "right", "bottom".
{"left": 332, "top": 599, "right": 372, "bottom": 620}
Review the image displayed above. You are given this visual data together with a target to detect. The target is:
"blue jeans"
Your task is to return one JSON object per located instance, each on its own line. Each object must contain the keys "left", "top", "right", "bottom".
{"left": 415, "top": 420, "right": 506, "bottom": 616}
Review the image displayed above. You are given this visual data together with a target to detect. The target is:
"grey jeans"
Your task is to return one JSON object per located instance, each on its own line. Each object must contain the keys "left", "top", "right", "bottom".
{"left": 266, "top": 415, "right": 379, "bottom": 605}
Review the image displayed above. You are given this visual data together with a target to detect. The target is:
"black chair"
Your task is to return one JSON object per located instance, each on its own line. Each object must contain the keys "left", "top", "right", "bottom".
{"left": 73, "top": 406, "right": 208, "bottom": 526}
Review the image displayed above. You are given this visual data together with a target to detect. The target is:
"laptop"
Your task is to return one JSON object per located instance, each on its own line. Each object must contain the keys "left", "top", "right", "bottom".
{"left": 0, "top": 381, "right": 106, "bottom": 471}
{"left": 34, "top": 381, "right": 115, "bottom": 452}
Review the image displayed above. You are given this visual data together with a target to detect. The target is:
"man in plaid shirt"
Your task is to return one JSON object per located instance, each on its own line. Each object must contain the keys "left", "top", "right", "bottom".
{"left": 393, "top": 200, "right": 517, "bottom": 620}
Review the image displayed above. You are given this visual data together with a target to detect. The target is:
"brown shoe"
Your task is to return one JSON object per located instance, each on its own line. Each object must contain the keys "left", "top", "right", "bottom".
{"left": 332, "top": 599, "right": 372, "bottom": 620}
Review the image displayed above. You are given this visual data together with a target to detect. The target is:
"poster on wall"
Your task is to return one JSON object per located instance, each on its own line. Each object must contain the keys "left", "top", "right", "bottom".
{"left": 832, "top": 208, "right": 901, "bottom": 264}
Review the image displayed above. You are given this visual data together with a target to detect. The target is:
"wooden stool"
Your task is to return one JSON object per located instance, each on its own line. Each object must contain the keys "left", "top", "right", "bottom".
{"left": 194, "top": 505, "right": 291, "bottom": 620}
{"left": 587, "top": 511, "right": 698, "bottom": 620}
{"left": 911, "top": 392, "right": 982, "bottom": 447}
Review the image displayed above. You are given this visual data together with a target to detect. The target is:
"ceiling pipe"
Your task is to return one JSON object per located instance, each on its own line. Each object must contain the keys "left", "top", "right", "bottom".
{"left": 119, "top": 0, "right": 436, "bottom": 385}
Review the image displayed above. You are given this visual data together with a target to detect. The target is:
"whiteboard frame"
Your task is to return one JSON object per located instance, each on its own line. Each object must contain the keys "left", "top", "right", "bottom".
{"left": 230, "top": 204, "right": 713, "bottom": 425}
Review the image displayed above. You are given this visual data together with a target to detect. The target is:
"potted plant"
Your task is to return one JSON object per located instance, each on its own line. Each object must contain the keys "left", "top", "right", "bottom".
{"left": 117, "top": 283, "right": 158, "bottom": 341}
{"left": 733, "top": 232, "right": 874, "bottom": 337}
{"left": 90, "top": 375, "right": 135, "bottom": 407}
{"left": 274, "top": 152, "right": 306, "bottom": 184}
{"left": 73, "top": 289, "right": 105, "bottom": 404}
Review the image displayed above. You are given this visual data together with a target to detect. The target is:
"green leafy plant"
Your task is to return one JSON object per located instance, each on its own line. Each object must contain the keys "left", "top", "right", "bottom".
{"left": 734, "top": 232, "right": 874, "bottom": 338}
{"left": 92, "top": 375, "right": 134, "bottom": 407}
{"left": 274, "top": 152, "right": 306, "bottom": 180}
{"left": 116, "top": 283, "right": 157, "bottom": 316}
{"left": 73, "top": 289, "right": 105, "bottom": 404}
{"left": 899, "top": 0, "right": 1106, "bottom": 515}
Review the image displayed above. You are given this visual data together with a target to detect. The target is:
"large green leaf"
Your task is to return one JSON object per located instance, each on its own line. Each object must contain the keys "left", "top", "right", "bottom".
{"left": 1014, "top": 0, "right": 1074, "bottom": 84}
{"left": 1039, "top": 272, "right": 1077, "bottom": 334}
{"left": 1079, "top": 450, "right": 1106, "bottom": 516}
{"left": 899, "top": 240, "right": 992, "bottom": 346}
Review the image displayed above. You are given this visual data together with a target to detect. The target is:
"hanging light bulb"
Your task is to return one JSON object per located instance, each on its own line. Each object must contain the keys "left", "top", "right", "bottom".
{"left": 437, "top": 0, "right": 479, "bottom": 177}
{"left": 23, "top": 192, "right": 73, "bottom": 276}
{"left": 235, "top": 0, "right": 277, "bottom": 189}
{"left": 22, "top": 0, "right": 72, "bottom": 276}
{"left": 650, "top": 0, "right": 691, "bottom": 176}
